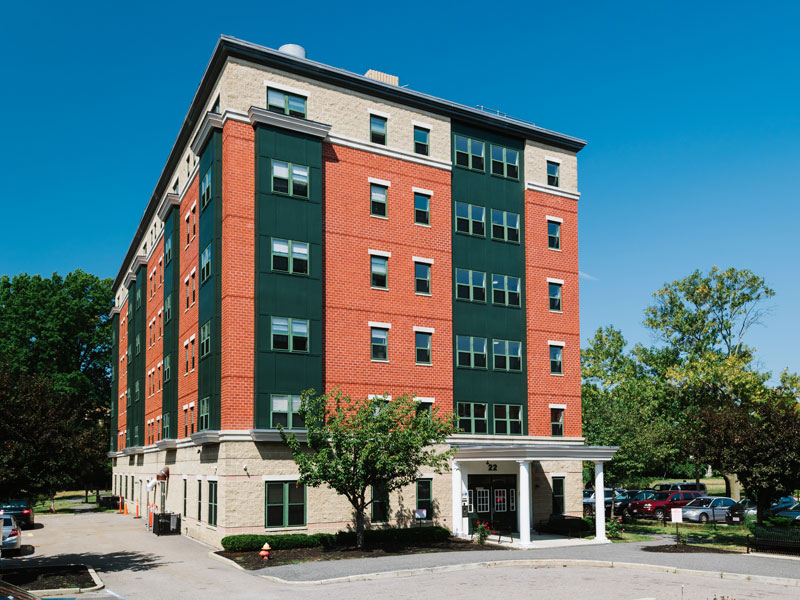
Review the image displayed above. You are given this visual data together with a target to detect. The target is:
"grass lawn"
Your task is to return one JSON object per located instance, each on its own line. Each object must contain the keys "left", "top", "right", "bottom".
{"left": 611, "top": 532, "right": 655, "bottom": 543}
{"left": 31, "top": 490, "right": 111, "bottom": 514}
{"left": 623, "top": 518, "right": 749, "bottom": 551}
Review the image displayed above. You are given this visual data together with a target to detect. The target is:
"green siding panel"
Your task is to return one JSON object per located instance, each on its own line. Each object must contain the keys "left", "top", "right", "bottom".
{"left": 161, "top": 207, "right": 180, "bottom": 437}
{"left": 254, "top": 126, "right": 323, "bottom": 429}
{"left": 451, "top": 121, "right": 528, "bottom": 435}
{"left": 110, "top": 313, "right": 119, "bottom": 452}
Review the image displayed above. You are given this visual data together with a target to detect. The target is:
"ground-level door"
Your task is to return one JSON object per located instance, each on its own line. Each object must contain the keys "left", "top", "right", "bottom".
{"left": 467, "top": 474, "right": 517, "bottom": 534}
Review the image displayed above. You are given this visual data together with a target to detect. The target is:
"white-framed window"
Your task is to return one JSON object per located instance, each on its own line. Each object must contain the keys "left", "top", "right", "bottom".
{"left": 476, "top": 488, "right": 490, "bottom": 513}
{"left": 495, "top": 489, "right": 507, "bottom": 512}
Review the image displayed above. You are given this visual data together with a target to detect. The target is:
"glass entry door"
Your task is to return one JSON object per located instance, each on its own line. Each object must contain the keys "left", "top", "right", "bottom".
{"left": 467, "top": 474, "right": 517, "bottom": 533}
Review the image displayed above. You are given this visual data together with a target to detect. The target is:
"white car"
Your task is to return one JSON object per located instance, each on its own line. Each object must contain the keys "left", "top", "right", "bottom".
{"left": 2, "top": 514, "right": 21, "bottom": 556}
{"left": 681, "top": 496, "right": 736, "bottom": 523}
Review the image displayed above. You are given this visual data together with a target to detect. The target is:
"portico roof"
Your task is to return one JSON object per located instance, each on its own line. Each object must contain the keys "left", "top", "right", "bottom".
{"left": 452, "top": 443, "right": 618, "bottom": 462}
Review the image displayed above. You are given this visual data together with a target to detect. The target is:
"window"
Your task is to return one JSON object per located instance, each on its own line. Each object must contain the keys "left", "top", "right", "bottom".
{"left": 200, "top": 245, "right": 212, "bottom": 283}
{"left": 185, "top": 214, "right": 191, "bottom": 246}
{"left": 199, "top": 396, "right": 209, "bottom": 431}
{"left": 185, "top": 344, "right": 189, "bottom": 374}
{"left": 370, "top": 184, "right": 387, "bottom": 217}
{"left": 272, "top": 160, "right": 309, "bottom": 198}
{"left": 135, "top": 287, "right": 141, "bottom": 309}
{"left": 414, "top": 192, "right": 430, "bottom": 225}
{"left": 414, "top": 262, "right": 431, "bottom": 295}
{"left": 163, "top": 412, "right": 170, "bottom": 438}
{"left": 200, "top": 321, "right": 211, "bottom": 358}
{"left": 495, "top": 489, "right": 507, "bottom": 512}
{"left": 126, "top": 387, "right": 131, "bottom": 407}
{"left": 490, "top": 145, "right": 519, "bottom": 179}
{"left": 413, "top": 126, "right": 429, "bottom": 155}
{"left": 457, "top": 402, "right": 487, "bottom": 434}
{"left": 164, "top": 294, "right": 172, "bottom": 323}
{"left": 182, "top": 479, "right": 187, "bottom": 516}
{"left": 271, "top": 238, "right": 309, "bottom": 275}
{"left": 552, "top": 477, "right": 565, "bottom": 515}
{"left": 370, "top": 114, "right": 387, "bottom": 145}
{"left": 371, "top": 484, "right": 389, "bottom": 522}
{"left": 454, "top": 135, "right": 485, "bottom": 171}
{"left": 197, "top": 480, "right": 202, "bottom": 520}
{"left": 551, "top": 407, "right": 564, "bottom": 437}
{"left": 371, "top": 256, "right": 388, "bottom": 289}
{"left": 271, "top": 317, "right": 309, "bottom": 352}
{"left": 190, "top": 339, "right": 195, "bottom": 370}
{"left": 265, "top": 481, "right": 305, "bottom": 527}
{"left": 267, "top": 88, "right": 307, "bottom": 118}
{"left": 208, "top": 481, "right": 217, "bottom": 526}
{"left": 415, "top": 332, "right": 431, "bottom": 364}
{"left": 454, "top": 202, "right": 485, "bottom": 236}
{"left": 492, "top": 274, "right": 521, "bottom": 307}
{"left": 200, "top": 170, "right": 212, "bottom": 209}
{"left": 456, "top": 335, "right": 487, "bottom": 369}
{"left": 494, "top": 404, "right": 523, "bottom": 435}
{"left": 135, "top": 334, "right": 141, "bottom": 355}
{"left": 416, "top": 479, "right": 432, "bottom": 520}
{"left": 135, "top": 381, "right": 140, "bottom": 402}
{"left": 455, "top": 269, "right": 486, "bottom": 303}
{"left": 510, "top": 489, "right": 516, "bottom": 511}
{"left": 371, "top": 327, "right": 388, "bottom": 361}
{"left": 493, "top": 339, "right": 522, "bottom": 371}
{"left": 547, "top": 161, "right": 560, "bottom": 187}
{"left": 550, "top": 345, "right": 563, "bottom": 374}
{"left": 271, "top": 394, "right": 304, "bottom": 429}
{"left": 547, "top": 220, "right": 561, "bottom": 250}
{"left": 491, "top": 209, "right": 520, "bottom": 243}
{"left": 549, "top": 282, "right": 562, "bottom": 312}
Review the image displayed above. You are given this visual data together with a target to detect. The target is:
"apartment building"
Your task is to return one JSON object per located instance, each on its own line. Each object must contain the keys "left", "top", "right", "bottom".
{"left": 108, "top": 36, "right": 616, "bottom": 547}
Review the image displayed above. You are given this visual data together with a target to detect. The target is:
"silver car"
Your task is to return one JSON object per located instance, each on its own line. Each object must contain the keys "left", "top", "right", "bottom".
{"left": 2, "top": 514, "right": 21, "bottom": 556}
{"left": 681, "top": 496, "right": 736, "bottom": 523}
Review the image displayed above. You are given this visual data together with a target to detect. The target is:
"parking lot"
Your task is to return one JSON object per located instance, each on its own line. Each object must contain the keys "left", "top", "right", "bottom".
{"left": 3, "top": 512, "right": 799, "bottom": 599}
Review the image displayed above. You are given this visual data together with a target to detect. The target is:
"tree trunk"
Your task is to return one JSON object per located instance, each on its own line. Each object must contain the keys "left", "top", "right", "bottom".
{"left": 49, "top": 493, "right": 56, "bottom": 513}
{"left": 694, "top": 463, "right": 701, "bottom": 490}
{"left": 355, "top": 508, "right": 366, "bottom": 549}
{"left": 756, "top": 494, "right": 769, "bottom": 525}
{"left": 85, "top": 488, "right": 89, "bottom": 504}
{"left": 724, "top": 475, "right": 732, "bottom": 499}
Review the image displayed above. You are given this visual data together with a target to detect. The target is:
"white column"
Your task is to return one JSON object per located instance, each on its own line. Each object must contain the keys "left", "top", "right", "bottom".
{"left": 517, "top": 460, "right": 532, "bottom": 545}
{"left": 451, "top": 460, "right": 463, "bottom": 537}
{"left": 594, "top": 461, "right": 608, "bottom": 542}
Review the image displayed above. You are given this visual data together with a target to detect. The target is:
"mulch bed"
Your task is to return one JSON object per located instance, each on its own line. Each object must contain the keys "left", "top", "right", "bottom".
{"left": 642, "top": 544, "right": 738, "bottom": 554}
{"left": 218, "top": 537, "right": 503, "bottom": 570}
{"left": 0, "top": 565, "right": 95, "bottom": 590}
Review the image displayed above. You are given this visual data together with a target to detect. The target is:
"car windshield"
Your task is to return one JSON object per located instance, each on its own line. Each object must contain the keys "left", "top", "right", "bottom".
{"left": 635, "top": 491, "right": 655, "bottom": 501}
{"left": 686, "top": 498, "right": 713, "bottom": 507}
{"left": 0, "top": 501, "right": 27, "bottom": 509}
{"left": 653, "top": 492, "right": 672, "bottom": 501}
{"left": 583, "top": 490, "right": 593, "bottom": 499}
{"left": 3, "top": 517, "right": 13, "bottom": 526}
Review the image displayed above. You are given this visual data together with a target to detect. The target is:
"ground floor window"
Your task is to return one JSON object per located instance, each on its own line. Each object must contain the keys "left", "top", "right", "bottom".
{"left": 208, "top": 481, "right": 218, "bottom": 526}
{"left": 416, "top": 479, "right": 433, "bottom": 520}
{"left": 182, "top": 479, "right": 187, "bottom": 517}
{"left": 197, "top": 480, "right": 202, "bottom": 521}
{"left": 160, "top": 483, "right": 166, "bottom": 513}
{"left": 457, "top": 402, "right": 487, "bottom": 434}
{"left": 371, "top": 484, "right": 389, "bottom": 523}
{"left": 552, "top": 477, "right": 565, "bottom": 515}
{"left": 265, "top": 481, "right": 305, "bottom": 528}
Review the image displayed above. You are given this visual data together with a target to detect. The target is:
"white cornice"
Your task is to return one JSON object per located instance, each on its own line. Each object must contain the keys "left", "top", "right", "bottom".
{"left": 190, "top": 112, "right": 225, "bottom": 155}
{"left": 327, "top": 134, "right": 452, "bottom": 171}
{"left": 190, "top": 430, "right": 220, "bottom": 445}
{"left": 526, "top": 181, "right": 580, "bottom": 201}
{"left": 248, "top": 106, "right": 332, "bottom": 138}
{"left": 250, "top": 429, "right": 308, "bottom": 443}
{"left": 108, "top": 306, "right": 120, "bottom": 318}
{"left": 453, "top": 443, "right": 618, "bottom": 462}
{"left": 157, "top": 193, "right": 181, "bottom": 222}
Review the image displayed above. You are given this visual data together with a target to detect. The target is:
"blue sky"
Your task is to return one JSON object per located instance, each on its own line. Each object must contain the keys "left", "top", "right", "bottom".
{"left": 2, "top": 1, "right": 797, "bottom": 380}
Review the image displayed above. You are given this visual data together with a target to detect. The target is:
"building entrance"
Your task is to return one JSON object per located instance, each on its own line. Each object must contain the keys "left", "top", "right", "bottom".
{"left": 467, "top": 474, "right": 518, "bottom": 534}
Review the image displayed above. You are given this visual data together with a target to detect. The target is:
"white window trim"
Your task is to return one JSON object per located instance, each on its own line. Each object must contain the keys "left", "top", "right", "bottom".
{"left": 545, "top": 215, "right": 563, "bottom": 223}
{"left": 158, "top": 308, "right": 163, "bottom": 315}
{"left": 413, "top": 326, "right": 435, "bottom": 333}
{"left": 368, "top": 321, "right": 391, "bottom": 329}
{"left": 546, "top": 277, "right": 565, "bottom": 284}
{"left": 411, "top": 120, "right": 432, "bottom": 130}
{"left": 368, "top": 176, "right": 391, "bottom": 187}
{"left": 183, "top": 340, "right": 190, "bottom": 348}
{"left": 368, "top": 249, "right": 391, "bottom": 258}
{"left": 549, "top": 403, "right": 567, "bottom": 410}
{"left": 182, "top": 404, "right": 188, "bottom": 411}
{"left": 157, "top": 361, "right": 163, "bottom": 367}
{"left": 190, "top": 267, "right": 196, "bottom": 277}
{"left": 207, "top": 475, "right": 219, "bottom": 482}
{"left": 189, "top": 334, "right": 196, "bottom": 342}
{"left": 412, "top": 256, "right": 434, "bottom": 265}
{"left": 548, "top": 340, "right": 566, "bottom": 347}
{"left": 184, "top": 274, "right": 190, "bottom": 283}
{"left": 412, "top": 186, "right": 434, "bottom": 196}
{"left": 263, "top": 80, "right": 310, "bottom": 97}
{"left": 368, "top": 394, "right": 392, "bottom": 401}
{"left": 368, "top": 109, "right": 390, "bottom": 119}
{"left": 545, "top": 156, "right": 563, "bottom": 164}
{"left": 262, "top": 474, "right": 300, "bottom": 482}
{"left": 156, "top": 416, "right": 161, "bottom": 421}
{"left": 189, "top": 401, "right": 195, "bottom": 409}
{"left": 550, "top": 472, "right": 568, "bottom": 478}
{"left": 190, "top": 201, "right": 197, "bottom": 213}
{"left": 416, "top": 397, "right": 435, "bottom": 404}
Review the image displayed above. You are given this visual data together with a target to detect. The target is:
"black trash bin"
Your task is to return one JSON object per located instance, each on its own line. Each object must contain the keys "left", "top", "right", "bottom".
{"left": 153, "top": 512, "right": 181, "bottom": 536}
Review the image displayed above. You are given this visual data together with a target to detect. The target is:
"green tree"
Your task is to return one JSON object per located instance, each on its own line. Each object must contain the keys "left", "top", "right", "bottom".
{"left": 0, "top": 270, "right": 113, "bottom": 502}
{"left": 281, "top": 390, "right": 457, "bottom": 549}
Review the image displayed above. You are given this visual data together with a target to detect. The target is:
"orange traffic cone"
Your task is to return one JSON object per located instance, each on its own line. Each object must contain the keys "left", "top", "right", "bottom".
{"left": 134, "top": 501, "right": 140, "bottom": 519}
{"left": 149, "top": 505, "right": 153, "bottom": 528}
{"left": 123, "top": 500, "right": 128, "bottom": 515}
{"left": 118, "top": 498, "right": 123, "bottom": 514}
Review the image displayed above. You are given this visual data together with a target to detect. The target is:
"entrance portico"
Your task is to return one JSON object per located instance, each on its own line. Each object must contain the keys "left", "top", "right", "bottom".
{"left": 451, "top": 443, "right": 618, "bottom": 545}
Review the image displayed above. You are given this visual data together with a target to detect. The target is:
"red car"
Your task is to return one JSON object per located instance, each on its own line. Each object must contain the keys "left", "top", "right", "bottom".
{"left": 628, "top": 491, "right": 702, "bottom": 520}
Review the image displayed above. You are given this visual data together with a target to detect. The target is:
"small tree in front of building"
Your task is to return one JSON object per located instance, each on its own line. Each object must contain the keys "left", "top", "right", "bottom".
{"left": 280, "top": 389, "right": 457, "bottom": 549}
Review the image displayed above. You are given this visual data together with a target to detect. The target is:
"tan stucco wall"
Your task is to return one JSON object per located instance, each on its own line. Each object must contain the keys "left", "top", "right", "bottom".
{"left": 524, "top": 140, "right": 579, "bottom": 192}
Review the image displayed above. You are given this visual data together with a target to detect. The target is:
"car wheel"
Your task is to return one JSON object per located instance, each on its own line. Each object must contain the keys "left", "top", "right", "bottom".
{"left": 699, "top": 513, "right": 709, "bottom": 524}
{"left": 654, "top": 508, "right": 665, "bottom": 521}
{"left": 622, "top": 508, "right": 631, "bottom": 520}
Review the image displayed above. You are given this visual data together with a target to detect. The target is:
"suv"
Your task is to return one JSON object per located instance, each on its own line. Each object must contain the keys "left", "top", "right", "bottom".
{"left": 0, "top": 499, "right": 35, "bottom": 529}
{"left": 653, "top": 482, "right": 707, "bottom": 493}
{"left": 628, "top": 490, "right": 703, "bottom": 520}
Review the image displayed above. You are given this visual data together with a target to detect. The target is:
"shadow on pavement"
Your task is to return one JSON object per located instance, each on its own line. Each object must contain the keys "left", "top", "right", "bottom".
{"left": 18, "top": 545, "right": 35, "bottom": 557}
{"left": 30, "top": 523, "right": 44, "bottom": 530}
{"left": 10, "top": 551, "right": 166, "bottom": 573}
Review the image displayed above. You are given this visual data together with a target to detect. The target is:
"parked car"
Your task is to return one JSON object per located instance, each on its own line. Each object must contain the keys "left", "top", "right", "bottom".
{"left": 582, "top": 488, "right": 619, "bottom": 516}
{"left": 726, "top": 496, "right": 796, "bottom": 525}
{"left": 2, "top": 514, "right": 21, "bottom": 557}
{"left": 775, "top": 502, "right": 800, "bottom": 522}
{"left": 653, "top": 481, "right": 708, "bottom": 493}
{"left": 0, "top": 579, "right": 51, "bottom": 600}
{"left": 613, "top": 489, "right": 649, "bottom": 517}
{"left": 680, "top": 496, "right": 736, "bottom": 523}
{"left": 628, "top": 490, "right": 703, "bottom": 520}
{"left": 0, "top": 499, "right": 35, "bottom": 529}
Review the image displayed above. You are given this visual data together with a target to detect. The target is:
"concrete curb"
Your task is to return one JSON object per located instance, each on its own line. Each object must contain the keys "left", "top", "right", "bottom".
{"left": 29, "top": 563, "right": 105, "bottom": 595}
{"left": 208, "top": 550, "right": 248, "bottom": 571}
{"left": 256, "top": 558, "right": 800, "bottom": 587}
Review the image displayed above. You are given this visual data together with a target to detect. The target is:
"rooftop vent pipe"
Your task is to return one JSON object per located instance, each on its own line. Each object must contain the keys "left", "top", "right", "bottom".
{"left": 278, "top": 44, "right": 307, "bottom": 59}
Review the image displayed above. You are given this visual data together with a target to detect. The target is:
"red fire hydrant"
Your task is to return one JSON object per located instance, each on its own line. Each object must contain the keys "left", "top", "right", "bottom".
{"left": 259, "top": 542, "right": 272, "bottom": 561}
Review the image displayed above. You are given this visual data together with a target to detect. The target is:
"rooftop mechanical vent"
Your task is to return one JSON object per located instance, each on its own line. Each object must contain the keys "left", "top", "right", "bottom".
{"left": 278, "top": 44, "right": 306, "bottom": 59}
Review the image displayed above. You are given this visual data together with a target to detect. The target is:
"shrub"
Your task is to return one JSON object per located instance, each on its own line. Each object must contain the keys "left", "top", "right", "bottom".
{"left": 606, "top": 516, "right": 624, "bottom": 539}
{"left": 221, "top": 527, "right": 450, "bottom": 552}
{"left": 475, "top": 521, "right": 490, "bottom": 545}
{"left": 335, "top": 526, "right": 450, "bottom": 547}
{"left": 220, "top": 533, "right": 335, "bottom": 552}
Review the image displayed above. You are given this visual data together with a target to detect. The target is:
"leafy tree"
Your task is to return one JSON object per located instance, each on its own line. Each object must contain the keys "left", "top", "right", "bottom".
{"left": 0, "top": 270, "right": 113, "bottom": 502}
{"left": 281, "top": 390, "right": 457, "bottom": 549}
